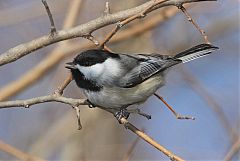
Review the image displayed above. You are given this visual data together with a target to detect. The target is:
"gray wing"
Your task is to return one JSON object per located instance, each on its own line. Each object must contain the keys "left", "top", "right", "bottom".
{"left": 118, "top": 54, "right": 180, "bottom": 88}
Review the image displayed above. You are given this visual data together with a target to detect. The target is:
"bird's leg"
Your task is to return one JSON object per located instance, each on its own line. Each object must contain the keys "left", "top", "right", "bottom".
{"left": 86, "top": 99, "right": 96, "bottom": 108}
{"left": 154, "top": 93, "right": 195, "bottom": 120}
{"left": 127, "top": 108, "right": 151, "bottom": 120}
{"left": 114, "top": 107, "right": 130, "bottom": 123}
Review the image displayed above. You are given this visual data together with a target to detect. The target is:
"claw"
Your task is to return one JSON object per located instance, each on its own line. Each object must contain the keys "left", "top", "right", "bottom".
{"left": 127, "top": 108, "right": 151, "bottom": 120}
{"left": 176, "top": 114, "right": 195, "bottom": 120}
{"left": 114, "top": 109, "right": 130, "bottom": 123}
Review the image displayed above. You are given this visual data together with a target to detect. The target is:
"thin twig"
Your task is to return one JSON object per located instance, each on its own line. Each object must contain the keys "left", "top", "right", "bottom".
{"left": 0, "top": 6, "right": 180, "bottom": 101}
{"left": 120, "top": 118, "right": 185, "bottom": 161}
{"left": 0, "top": 94, "right": 183, "bottom": 160}
{"left": 0, "top": 0, "right": 82, "bottom": 101}
{"left": 41, "top": 0, "right": 57, "bottom": 35}
{"left": 181, "top": 67, "right": 239, "bottom": 143}
{"left": 177, "top": 4, "right": 210, "bottom": 44}
{"left": 223, "top": 137, "right": 240, "bottom": 161}
{"left": 54, "top": 73, "right": 73, "bottom": 95}
{"left": 98, "top": 107, "right": 185, "bottom": 160}
{"left": 99, "top": 0, "right": 167, "bottom": 48}
{"left": 0, "top": 95, "right": 183, "bottom": 160}
{"left": 72, "top": 106, "right": 82, "bottom": 130}
{"left": 0, "top": 71, "right": 83, "bottom": 129}
{"left": 62, "top": 0, "right": 83, "bottom": 29}
{"left": 0, "top": 0, "right": 216, "bottom": 66}
{"left": 0, "top": 94, "right": 88, "bottom": 109}
{"left": 99, "top": 0, "right": 215, "bottom": 48}
{"left": 154, "top": 93, "right": 195, "bottom": 120}
{"left": 0, "top": 139, "right": 47, "bottom": 161}
{"left": 0, "top": 1, "right": 219, "bottom": 160}
{"left": 121, "top": 129, "right": 143, "bottom": 161}
{"left": 103, "top": 46, "right": 113, "bottom": 52}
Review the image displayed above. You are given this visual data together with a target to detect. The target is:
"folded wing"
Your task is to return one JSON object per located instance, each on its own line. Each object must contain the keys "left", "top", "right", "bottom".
{"left": 118, "top": 55, "right": 180, "bottom": 88}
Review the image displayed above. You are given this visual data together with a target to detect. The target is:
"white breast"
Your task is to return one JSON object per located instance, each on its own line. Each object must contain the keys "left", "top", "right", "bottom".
{"left": 84, "top": 74, "right": 165, "bottom": 109}
{"left": 77, "top": 63, "right": 104, "bottom": 79}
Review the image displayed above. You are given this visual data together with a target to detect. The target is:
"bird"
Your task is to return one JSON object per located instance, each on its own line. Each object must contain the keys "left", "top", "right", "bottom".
{"left": 65, "top": 43, "right": 218, "bottom": 121}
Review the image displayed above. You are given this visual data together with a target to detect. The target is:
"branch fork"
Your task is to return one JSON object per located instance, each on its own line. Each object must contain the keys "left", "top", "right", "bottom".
{"left": 41, "top": 0, "right": 57, "bottom": 35}
{"left": 82, "top": 34, "right": 100, "bottom": 46}
{"left": 177, "top": 4, "right": 210, "bottom": 44}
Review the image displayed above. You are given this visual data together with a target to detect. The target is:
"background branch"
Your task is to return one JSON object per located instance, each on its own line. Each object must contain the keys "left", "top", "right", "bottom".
{"left": 223, "top": 137, "right": 240, "bottom": 161}
{"left": 0, "top": 93, "right": 185, "bottom": 160}
{"left": 0, "top": 0, "right": 233, "bottom": 160}
{"left": 181, "top": 67, "right": 239, "bottom": 143}
{"left": 0, "top": 139, "right": 47, "bottom": 161}
{"left": 0, "top": 6, "right": 181, "bottom": 101}
{"left": 121, "top": 132, "right": 141, "bottom": 161}
{"left": 119, "top": 118, "right": 185, "bottom": 161}
{"left": 0, "top": 94, "right": 87, "bottom": 109}
{"left": 154, "top": 93, "right": 195, "bottom": 120}
{"left": 55, "top": 73, "right": 73, "bottom": 95}
{"left": 0, "top": 0, "right": 215, "bottom": 66}
{"left": 41, "top": 0, "right": 57, "bottom": 35}
{"left": 99, "top": 0, "right": 214, "bottom": 48}
{"left": 178, "top": 5, "right": 210, "bottom": 44}
{"left": 87, "top": 107, "right": 185, "bottom": 161}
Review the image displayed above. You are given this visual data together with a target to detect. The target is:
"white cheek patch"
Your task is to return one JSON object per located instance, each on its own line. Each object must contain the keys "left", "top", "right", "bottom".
{"left": 77, "top": 63, "right": 104, "bottom": 79}
{"left": 102, "top": 58, "right": 122, "bottom": 78}
{"left": 76, "top": 58, "right": 122, "bottom": 82}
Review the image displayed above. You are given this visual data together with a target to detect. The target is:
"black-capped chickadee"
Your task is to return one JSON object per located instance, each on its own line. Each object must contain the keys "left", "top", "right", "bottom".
{"left": 66, "top": 44, "right": 218, "bottom": 120}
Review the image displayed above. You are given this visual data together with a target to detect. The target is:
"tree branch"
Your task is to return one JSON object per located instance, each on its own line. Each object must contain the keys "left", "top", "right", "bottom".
{"left": 0, "top": 1, "right": 222, "bottom": 160}
{"left": 0, "top": 94, "right": 185, "bottom": 160}
{"left": 99, "top": 0, "right": 215, "bottom": 48}
{"left": 72, "top": 105, "right": 82, "bottom": 130}
{"left": 99, "top": 0, "right": 170, "bottom": 48}
{"left": 41, "top": 0, "right": 57, "bottom": 35}
{"left": 0, "top": 94, "right": 88, "bottom": 109}
{"left": 0, "top": 139, "right": 47, "bottom": 161}
{"left": 121, "top": 129, "right": 142, "bottom": 161}
{"left": 54, "top": 73, "right": 73, "bottom": 95}
{"left": 0, "top": 0, "right": 216, "bottom": 66}
{"left": 178, "top": 4, "right": 210, "bottom": 44}
{"left": 154, "top": 93, "right": 195, "bottom": 120}
{"left": 82, "top": 106, "right": 185, "bottom": 160}
{"left": 181, "top": 67, "right": 239, "bottom": 143}
{"left": 119, "top": 118, "right": 185, "bottom": 161}
{"left": 0, "top": 6, "right": 182, "bottom": 101}
{"left": 223, "top": 137, "right": 240, "bottom": 161}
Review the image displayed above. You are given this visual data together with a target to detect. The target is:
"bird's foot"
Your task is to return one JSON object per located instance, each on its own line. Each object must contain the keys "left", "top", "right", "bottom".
{"left": 127, "top": 108, "right": 151, "bottom": 120}
{"left": 114, "top": 109, "right": 130, "bottom": 123}
{"left": 175, "top": 114, "right": 195, "bottom": 120}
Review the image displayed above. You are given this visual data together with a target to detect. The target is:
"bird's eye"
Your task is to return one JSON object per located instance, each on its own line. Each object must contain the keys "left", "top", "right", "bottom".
{"left": 85, "top": 61, "right": 90, "bottom": 66}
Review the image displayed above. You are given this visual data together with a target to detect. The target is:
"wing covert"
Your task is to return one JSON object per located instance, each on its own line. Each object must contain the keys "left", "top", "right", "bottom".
{"left": 118, "top": 59, "right": 164, "bottom": 88}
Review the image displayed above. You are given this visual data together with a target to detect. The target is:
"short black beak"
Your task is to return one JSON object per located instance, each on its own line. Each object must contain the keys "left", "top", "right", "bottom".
{"left": 65, "top": 62, "right": 77, "bottom": 70}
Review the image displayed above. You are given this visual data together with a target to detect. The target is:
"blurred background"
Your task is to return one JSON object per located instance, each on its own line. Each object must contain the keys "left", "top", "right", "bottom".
{"left": 0, "top": 0, "right": 239, "bottom": 161}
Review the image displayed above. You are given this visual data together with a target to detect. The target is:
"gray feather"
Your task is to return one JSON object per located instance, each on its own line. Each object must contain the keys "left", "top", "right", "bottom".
{"left": 173, "top": 44, "right": 219, "bottom": 63}
{"left": 118, "top": 55, "right": 180, "bottom": 88}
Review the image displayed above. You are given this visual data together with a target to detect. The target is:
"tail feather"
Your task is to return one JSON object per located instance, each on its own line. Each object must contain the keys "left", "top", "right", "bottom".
{"left": 173, "top": 44, "right": 219, "bottom": 63}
